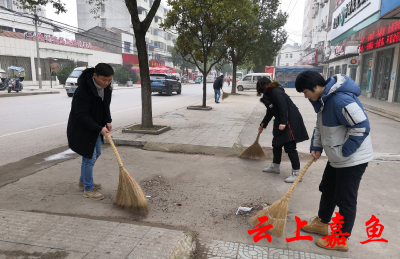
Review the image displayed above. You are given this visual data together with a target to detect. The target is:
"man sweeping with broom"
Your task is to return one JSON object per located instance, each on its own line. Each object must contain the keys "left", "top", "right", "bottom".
{"left": 256, "top": 77, "right": 309, "bottom": 183}
{"left": 67, "top": 63, "right": 114, "bottom": 201}
{"left": 295, "top": 71, "right": 374, "bottom": 252}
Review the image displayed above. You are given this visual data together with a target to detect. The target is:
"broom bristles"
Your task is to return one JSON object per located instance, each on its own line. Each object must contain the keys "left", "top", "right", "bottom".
{"left": 222, "top": 92, "right": 230, "bottom": 100}
{"left": 248, "top": 199, "right": 288, "bottom": 238}
{"left": 248, "top": 158, "right": 314, "bottom": 237}
{"left": 238, "top": 141, "right": 267, "bottom": 159}
{"left": 114, "top": 166, "right": 149, "bottom": 214}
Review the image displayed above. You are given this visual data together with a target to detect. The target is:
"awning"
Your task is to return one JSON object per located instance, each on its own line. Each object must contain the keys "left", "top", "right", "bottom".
{"left": 321, "top": 53, "right": 359, "bottom": 64}
{"left": 146, "top": 43, "right": 160, "bottom": 48}
{"left": 8, "top": 66, "right": 25, "bottom": 71}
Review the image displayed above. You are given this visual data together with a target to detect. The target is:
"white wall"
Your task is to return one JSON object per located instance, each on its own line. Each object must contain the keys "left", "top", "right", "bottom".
{"left": 276, "top": 44, "right": 302, "bottom": 66}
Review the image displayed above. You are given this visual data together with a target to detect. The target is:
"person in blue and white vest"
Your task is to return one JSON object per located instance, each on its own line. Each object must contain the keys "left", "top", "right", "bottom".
{"left": 294, "top": 71, "right": 374, "bottom": 252}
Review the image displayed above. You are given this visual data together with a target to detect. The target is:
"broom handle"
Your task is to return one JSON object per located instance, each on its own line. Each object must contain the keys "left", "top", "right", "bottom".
{"left": 105, "top": 134, "right": 124, "bottom": 168}
{"left": 255, "top": 123, "right": 264, "bottom": 142}
{"left": 281, "top": 157, "right": 314, "bottom": 201}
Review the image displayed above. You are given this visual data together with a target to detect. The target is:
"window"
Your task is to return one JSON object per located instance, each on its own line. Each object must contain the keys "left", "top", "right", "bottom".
{"left": 286, "top": 63, "right": 289, "bottom": 66}
{"left": 15, "top": 29, "right": 27, "bottom": 33}
{"left": 164, "top": 8, "right": 167, "bottom": 14}
{"left": 342, "top": 64, "right": 347, "bottom": 76}
{"left": 290, "top": 54, "right": 292, "bottom": 58}
{"left": 124, "top": 41, "right": 131, "bottom": 53}
{"left": 335, "top": 65, "right": 341, "bottom": 74}
{"left": 100, "top": 18, "right": 106, "bottom": 28}
{"left": 155, "top": 17, "right": 158, "bottom": 23}
{"left": 253, "top": 76, "right": 262, "bottom": 82}
{"left": 138, "top": 9, "right": 142, "bottom": 14}
{"left": 285, "top": 54, "right": 288, "bottom": 58}
{"left": 243, "top": 76, "right": 251, "bottom": 81}
{"left": 0, "top": 26, "right": 13, "bottom": 32}
{"left": 153, "top": 28, "right": 158, "bottom": 35}
{"left": 150, "top": 0, "right": 153, "bottom": 7}
{"left": 101, "top": 4, "right": 105, "bottom": 13}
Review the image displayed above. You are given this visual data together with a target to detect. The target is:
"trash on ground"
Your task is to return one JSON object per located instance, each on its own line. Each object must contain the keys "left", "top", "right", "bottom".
{"left": 146, "top": 196, "right": 151, "bottom": 198}
{"left": 236, "top": 206, "right": 252, "bottom": 215}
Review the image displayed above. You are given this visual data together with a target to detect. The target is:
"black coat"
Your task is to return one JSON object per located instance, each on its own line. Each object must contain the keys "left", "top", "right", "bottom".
{"left": 213, "top": 76, "right": 223, "bottom": 89}
{"left": 260, "top": 87, "right": 309, "bottom": 147}
{"left": 67, "top": 68, "right": 112, "bottom": 158}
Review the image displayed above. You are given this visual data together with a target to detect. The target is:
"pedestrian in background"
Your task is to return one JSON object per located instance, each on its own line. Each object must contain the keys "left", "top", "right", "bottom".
{"left": 213, "top": 73, "right": 224, "bottom": 103}
{"left": 295, "top": 71, "right": 373, "bottom": 252}
{"left": 228, "top": 77, "right": 231, "bottom": 86}
{"left": 67, "top": 63, "right": 114, "bottom": 201}
{"left": 256, "top": 77, "right": 309, "bottom": 183}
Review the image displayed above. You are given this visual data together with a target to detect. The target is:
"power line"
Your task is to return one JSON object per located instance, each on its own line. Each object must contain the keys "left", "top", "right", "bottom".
{"left": 286, "top": 0, "right": 293, "bottom": 14}
{"left": 289, "top": 0, "right": 300, "bottom": 17}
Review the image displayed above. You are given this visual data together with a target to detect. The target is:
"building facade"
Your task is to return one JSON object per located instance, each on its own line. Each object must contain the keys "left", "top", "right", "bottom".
{"left": 0, "top": 1, "right": 53, "bottom": 35}
{"left": 0, "top": 30, "right": 122, "bottom": 86}
{"left": 76, "top": 0, "right": 175, "bottom": 67}
{"left": 275, "top": 43, "right": 302, "bottom": 66}
{"left": 331, "top": 0, "right": 400, "bottom": 104}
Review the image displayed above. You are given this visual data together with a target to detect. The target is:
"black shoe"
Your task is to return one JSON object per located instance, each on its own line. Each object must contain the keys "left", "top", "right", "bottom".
{"left": 216, "top": 101, "right": 220, "bottom": 103}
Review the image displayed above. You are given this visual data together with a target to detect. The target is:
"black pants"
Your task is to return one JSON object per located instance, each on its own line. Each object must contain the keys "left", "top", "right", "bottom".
{"left": 272, "top": 141, "right": 300, "bottom": 170}
{"left": 318, "top": 162, "right": 368, "bottom": 237}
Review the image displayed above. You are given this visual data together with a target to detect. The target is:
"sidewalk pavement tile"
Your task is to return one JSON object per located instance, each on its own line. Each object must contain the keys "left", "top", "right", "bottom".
{"left": 201, "top": 240, "right": 352, "bottom": 259}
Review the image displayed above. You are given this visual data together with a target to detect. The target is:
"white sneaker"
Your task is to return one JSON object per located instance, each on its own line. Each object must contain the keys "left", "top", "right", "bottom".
{"left": 285, "top": 169, "right": 302, "bottom": 183}
{"left": 263, "top": 163, "right": 280, "bottom": 174}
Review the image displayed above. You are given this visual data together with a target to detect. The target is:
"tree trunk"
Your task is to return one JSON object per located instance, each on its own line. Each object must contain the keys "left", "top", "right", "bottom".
{"left": 232, "top": 60, "right": 237, "bottom": 94}
{"left": 135, "top": 31, "right": 153, "bottom": 128}
{"left": 202, "top": 60, "right": 207, "bottom": 107}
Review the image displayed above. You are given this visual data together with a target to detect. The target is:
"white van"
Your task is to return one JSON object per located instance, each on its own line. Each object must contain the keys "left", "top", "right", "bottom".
{"left": 65, "top": 67, "right": 87, "bottom": 97}
{"left": 236, "top": 73, "right": 272, "bottom": 91}
{"left": 206, "top": 75, "right": 215, "bottom": 83}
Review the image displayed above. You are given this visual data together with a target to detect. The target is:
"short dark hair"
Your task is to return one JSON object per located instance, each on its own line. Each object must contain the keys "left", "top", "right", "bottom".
{"left": 94, "top": 63, "right": 114, "bottom": 77}
{"left": 256, "top": 77, "right": 272, "bottom": 96}
{"left": 295, "top": 71, "right": 327, "bottom": 93}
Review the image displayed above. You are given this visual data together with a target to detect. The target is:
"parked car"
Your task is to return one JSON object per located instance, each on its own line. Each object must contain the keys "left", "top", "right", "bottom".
{"left": 206, "top": 75, "right": 215, "bottom": 83}
{"left": 236, "top": 73, "right": 272, "bottom": 91}
{"left": 64, "top": 67, "right": 87, "bottom": 97}
{"left": 64, "top": 66, "right": 115, "bottom": 97}
{"left": 150, "top": 73, "right": 181, "bottom": 96}
{"left": 194, "top": 76, "right": 202, "bottom": 84}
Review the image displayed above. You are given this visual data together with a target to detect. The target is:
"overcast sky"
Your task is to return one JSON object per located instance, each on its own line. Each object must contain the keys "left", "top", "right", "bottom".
{"left": 46, "top": 0, "right": 305, "bottom": 44}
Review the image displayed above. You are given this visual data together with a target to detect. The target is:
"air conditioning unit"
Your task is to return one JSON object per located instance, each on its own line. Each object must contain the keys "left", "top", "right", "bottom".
{"left": 324, "top": 0, "right": 328, "bottom": 3}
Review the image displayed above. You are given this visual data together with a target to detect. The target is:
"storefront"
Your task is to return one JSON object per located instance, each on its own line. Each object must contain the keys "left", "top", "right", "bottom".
{"left": 322, "top": 46, "right": 359, "bottom": 82}
{"left": 329, "top": 0, "right": 400, "bottom": 103}
{"left": 0, "top": 30, "right": 122, "bottom": 86}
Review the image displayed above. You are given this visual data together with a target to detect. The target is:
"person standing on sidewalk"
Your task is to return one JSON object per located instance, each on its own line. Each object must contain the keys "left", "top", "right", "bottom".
{"left": 227, "top": 77, "right": 231, "bottom": 86}
{"left": 67, "top": 63, "right": 114, "bottom": 201}
{"left": 256, "top": 77, "right": 309, "bottom": 182}
{"left": 295, "top": 71, "right": 374, "bottom": 252}
{"left": 213, "top": 73, "right": 224, "bottom": 103}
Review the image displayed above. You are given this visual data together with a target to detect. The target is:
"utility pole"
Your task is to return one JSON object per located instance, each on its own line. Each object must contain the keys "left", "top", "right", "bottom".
{"left": 34, "top": 12, "right": 42, "bottom": 89}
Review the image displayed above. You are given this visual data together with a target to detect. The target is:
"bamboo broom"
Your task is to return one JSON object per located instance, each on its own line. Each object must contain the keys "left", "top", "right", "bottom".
{"left": 248, "top": 157, "right": 314, "bottom": 237}
{"left": 221, "top": 89, "right": 230, "bottom": 100}
{"left": 238, "top": 124, "right": 267, "bottom": 160}
{"left": 106, "top": 134, "right": 149, "bottom": 214}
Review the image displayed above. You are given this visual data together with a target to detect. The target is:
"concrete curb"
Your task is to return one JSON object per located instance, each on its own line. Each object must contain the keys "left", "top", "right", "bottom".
{"left": 122, "top": 126, "right": 171, "bottom": 135}
{"left": 0, "top": 91, "right": 60, "bottom": 98}
{"left": 143, "top": 142, "right": 243, "bottom": 157}
{"left": 104, "top": 138, "right": 147, "bottom": 147}
{"left": 363, "top": 105, "right": 400, "bottom": 123}
{"left": 170, "top": 232, "right": 196, "bottom": 259}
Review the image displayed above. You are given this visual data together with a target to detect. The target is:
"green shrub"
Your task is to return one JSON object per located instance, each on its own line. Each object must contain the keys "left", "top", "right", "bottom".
{"left": 58, "top": 64, "right": 75, "bottom": 85}
{"left": 113, "top": 66, "right": 129, "bottom": 84}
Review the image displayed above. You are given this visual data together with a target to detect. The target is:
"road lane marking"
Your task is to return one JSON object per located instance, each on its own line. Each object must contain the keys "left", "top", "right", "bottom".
{"left": 0, "top": 94, "right": 210, "bottom": 138}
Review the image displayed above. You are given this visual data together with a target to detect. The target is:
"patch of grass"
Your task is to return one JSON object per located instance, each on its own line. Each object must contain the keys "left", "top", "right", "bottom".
{"left": 127, "top": 124, "right": 167, "bottom": 131}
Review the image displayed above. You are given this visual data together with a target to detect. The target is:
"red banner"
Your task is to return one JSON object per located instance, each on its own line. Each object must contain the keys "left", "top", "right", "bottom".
{"left": 122, "top": 53, "right": 139, "bottom": 65}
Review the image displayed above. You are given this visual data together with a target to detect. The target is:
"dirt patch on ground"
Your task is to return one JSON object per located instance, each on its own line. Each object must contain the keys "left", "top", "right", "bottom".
{"left": 0, "top": 249, "right": 69, "bottom": 259}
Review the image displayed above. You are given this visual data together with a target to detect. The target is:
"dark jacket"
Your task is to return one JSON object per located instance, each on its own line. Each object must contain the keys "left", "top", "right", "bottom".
{"left": 67, "top": 68, "right": 112, "bottom": 158}
{"left": 260, "top": 87, "right": 309, "bottom": 147}
{"left": 213, "top": 76, "right": 223, "bottom": 89}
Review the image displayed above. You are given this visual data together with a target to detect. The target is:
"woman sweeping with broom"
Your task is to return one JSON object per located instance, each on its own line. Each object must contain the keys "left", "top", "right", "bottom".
{"left": 256, "top": 77, "right": 309, "bottom": 183}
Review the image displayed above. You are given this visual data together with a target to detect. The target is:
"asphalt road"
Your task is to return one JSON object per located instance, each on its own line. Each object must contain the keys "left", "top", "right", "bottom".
{"left": 0, "top": 83, "right": 219, "bottom": 167}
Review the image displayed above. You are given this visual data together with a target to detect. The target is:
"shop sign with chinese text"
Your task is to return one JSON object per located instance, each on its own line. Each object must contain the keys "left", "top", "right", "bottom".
{"left": 25, "top": 32, "right": 93, "bottom": 49}
{"left": 334, "top": 46, "right": 345, "bottom": 56}
{"left": 331, "top": 0, "right": 381, "bottom": 41}
{"left": 359, "top": 19, "right": 400, "bottom": 53}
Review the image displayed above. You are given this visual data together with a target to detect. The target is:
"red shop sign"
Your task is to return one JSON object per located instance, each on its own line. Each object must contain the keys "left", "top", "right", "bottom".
{"left": 359, "top": 30, "right": 400, "bottom": 53}
{"left": 334, "top": 46, "right": 345, "bottom": 55}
